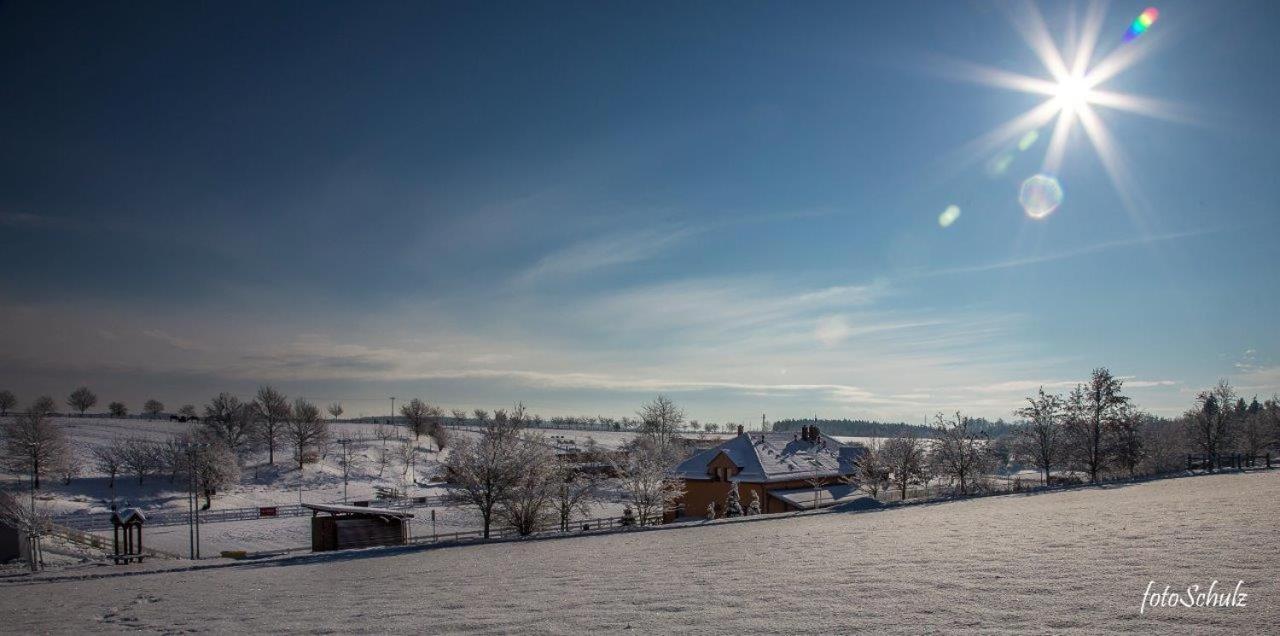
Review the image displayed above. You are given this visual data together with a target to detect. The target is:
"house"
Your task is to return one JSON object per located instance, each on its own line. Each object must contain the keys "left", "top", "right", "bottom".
{"left": 671, "top": 425, "right": 869, "bottom": 517}
{"left": 304, "top": 503, "right": 413, "bottom": 552}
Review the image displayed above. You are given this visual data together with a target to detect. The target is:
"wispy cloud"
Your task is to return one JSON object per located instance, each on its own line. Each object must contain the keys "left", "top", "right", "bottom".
{"left": 917, "top": 228, "right": 1218, "bottom": 278}
{"left": 516, "top": 225, "right": 696, "bottom": 283}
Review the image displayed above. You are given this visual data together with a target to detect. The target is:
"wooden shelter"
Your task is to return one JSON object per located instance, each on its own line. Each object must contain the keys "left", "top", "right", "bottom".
{"left": 111, "top": 508, "right": 147, "bottom": 564}
{"left": 303, "top": 503, "right": 413, "bottom": 552}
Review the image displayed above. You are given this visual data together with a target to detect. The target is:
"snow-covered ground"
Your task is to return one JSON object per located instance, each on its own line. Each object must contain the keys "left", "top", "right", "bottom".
{"left": 6, "top": 418, "right": 672, "bottom": 552}
{"left": 2, "top": 470, "right": 1276, "bottom": 633}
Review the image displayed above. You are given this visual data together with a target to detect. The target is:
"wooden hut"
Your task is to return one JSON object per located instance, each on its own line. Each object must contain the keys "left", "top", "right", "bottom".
{"left": 303, "top": 503, "right": 413, "bottom": 552}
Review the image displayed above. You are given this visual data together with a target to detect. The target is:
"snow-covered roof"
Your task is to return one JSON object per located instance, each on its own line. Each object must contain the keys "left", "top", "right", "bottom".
{"left": 111, "top": 508, "right": 147, "bottom": 525}
{"left": 303, "top": 503, "right": 415, "bottom": 518}
{"left": 769, "top": 483, "right": 869, "bottom": 510}
{"left": 671, "top": 432, "right": 866, "bottom": 483}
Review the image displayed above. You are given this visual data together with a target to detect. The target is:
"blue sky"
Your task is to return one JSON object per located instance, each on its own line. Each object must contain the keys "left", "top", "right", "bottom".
{"left": 1, "top": 1, "right": 1277, "bottom": 423}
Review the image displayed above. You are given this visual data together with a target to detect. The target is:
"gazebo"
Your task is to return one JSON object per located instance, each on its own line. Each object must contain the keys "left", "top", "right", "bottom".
{"left": 111, "top": 508, "right": 147, "bottom": 564}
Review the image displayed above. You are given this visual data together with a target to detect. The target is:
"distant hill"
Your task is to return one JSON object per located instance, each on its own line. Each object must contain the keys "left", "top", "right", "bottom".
{"left": 773, "top": 417, "right": 1018, "bottom": 439}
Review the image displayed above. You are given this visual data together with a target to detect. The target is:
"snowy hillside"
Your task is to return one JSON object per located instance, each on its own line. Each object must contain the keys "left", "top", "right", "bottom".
{"left": 3, "top": 470, "right": 1277, "bottom": 633}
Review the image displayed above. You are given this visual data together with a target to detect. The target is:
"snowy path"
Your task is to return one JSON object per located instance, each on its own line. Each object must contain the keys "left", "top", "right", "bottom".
{"left": 3, "top": 470, "right": 1278, "bottom": 634}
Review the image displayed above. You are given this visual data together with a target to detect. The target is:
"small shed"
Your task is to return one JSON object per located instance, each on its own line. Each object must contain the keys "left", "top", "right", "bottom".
{"left": 303, "top": 503, "right": 413, "bottom": 552}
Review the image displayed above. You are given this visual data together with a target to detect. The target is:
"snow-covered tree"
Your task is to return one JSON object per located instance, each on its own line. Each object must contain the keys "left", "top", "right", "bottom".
{"left": 497, "top": 434, "right": 558, "bottom": 536}
{"left": 552, "top": 456, "right": 597, "bottom": 532}
{"left": 610, "top": 437, "right": 684, "bottom": 525}
{"left": 747, "top": 490, "right": 762, "bottom": 515}
{"left": 443, "top": 414, "right": 525, "bottom": 538}
{"left": 67, "top": 386, "right": 97, "bottom": 416}
{"left": 637, "top": 395, "right": 684, "bottom": 453}
{"left": 724, "top": 483, "right": 744, "bottom": 517}
{"left": 858, "top": 439, "right": 890, "bottom": 498}
{"left": 881, "top": 434, "right": 928, "bottom": 500}
{"left": 705, "top": 502, "right": 716, "bottom": 520}
{"left": 91, "top": 441, "right": 125, "bottom": 489}
{"left": 1109, "top": 406, "right": 1147, "bottom": 477}
{"left": 202, "top": 392, "right": 258, "bottom": 459}
{"left": 1186, "top": 380, "right": 1236, "bottom": 468}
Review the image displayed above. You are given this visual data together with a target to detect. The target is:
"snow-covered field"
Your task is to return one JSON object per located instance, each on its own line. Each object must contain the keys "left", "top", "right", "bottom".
{"left": 3, "top": 470, "right": 1276, "bottom": 634}
{"left": 8, "top": 418, "right": 702, "bottom": 552}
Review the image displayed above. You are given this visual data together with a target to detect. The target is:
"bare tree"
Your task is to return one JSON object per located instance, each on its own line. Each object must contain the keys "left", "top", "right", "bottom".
{"left": 178, "top": 404, "right": 198, "bottom": 420}
{"left": 67, "top": 386, "right": 97, "bottom": 416}
{"left": 30, "top": 395, "right": 55, "bottom": 416}
{"left": 143, "top": 399, "right": 164, "bottom": 419}
{"left": 451, "top": 408, "right": 467, "bottom": 428}
{"left": 176, "top": 433, "right": 241, "bottom": 509}
{"left": 1109, "top": 406, "right": 1147, "bottom": 477}
{"left": 119, "top": 438, "right": 159, "bottom": 484}
{"left": 882, "top": 433, "right": 928, "bottom": 500}
{"left": 0, "top": 390, "right": 16, "bottom": 416}
{"left": 638, "top": 395, "right": 685, "bottom": 453}
{"left": 285, "top": 398, "right": 328, "bottom": 471}
{"left": 497, "top": 434, "right": 558, "bottom": 536}
{"left": 1141, "top": 418, "right": 1186, "bottom": 475}
{"left": 1237, "top": 398, "right": 1269, "bottom": 457}
{"left": 610, "top": 437, "right": 683, "bottom": 524}
{"left": 327, "top": 402, "right": 344, "bottom": 421}
{"left": 443, "top": 414, "right": 525, "bottom": 538}
{"left": 108, "top": 401, "right": 128, "bottom": 418}
{"left": 857, "top": 439, "right": 889, "bottom": 498}
{"left": 551, "top": 456, "right": 597, "bottom": 532}
{"left": 202, "top": 393, "right": 258, "bottom": 458}
{"left": 91, "top": 441, "right": 125, "bottom": 490}
{"left": 1066, "top": 368, "right": 1129, "bottom": 483}
{"left": 401, "top": 398, "right": 432, "bottom": 441}
{"left": 1015, "top": 387, "right": 1066, "bottom": 484}
{"left": 2, "top": 410, "right": 71, "bottom": 489}
{"left": 930, "top": 411, "right": 992, "bottom": 496}
{"left": 253, "top": 386, "right": 291, "bottom": 466}
{"left": 1186, "top": 380, "right": 1237, "bottom": 468}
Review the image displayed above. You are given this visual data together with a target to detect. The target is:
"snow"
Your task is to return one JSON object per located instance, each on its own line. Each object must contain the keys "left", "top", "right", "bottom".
{"left": 10, "top": 417, "right": 638, "bottom": 554}
{"left": 3, "top": 470, "right": 1277, "bottom": 633}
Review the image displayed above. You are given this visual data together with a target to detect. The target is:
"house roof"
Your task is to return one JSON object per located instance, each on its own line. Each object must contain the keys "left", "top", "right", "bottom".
{"left": 671, "top": 432, "right": 866, "bottom": 483}
{"left": 769, "top": 483, "right": 870, "bottom": 510}
{"left": 303, "top": 503, "right": 415, "bottom": 519}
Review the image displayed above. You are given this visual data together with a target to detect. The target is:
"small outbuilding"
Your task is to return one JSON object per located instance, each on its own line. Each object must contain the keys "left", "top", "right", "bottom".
{"left": 111, "top": 508, "right": 147, "bottom": 564}
{"left": 303, "top": 503, "right": 413, "bottom": 552}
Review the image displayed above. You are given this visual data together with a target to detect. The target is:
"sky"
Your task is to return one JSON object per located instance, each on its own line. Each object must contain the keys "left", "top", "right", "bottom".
{"left": 2, "top": 0, "right": 1278, "bottom": 425}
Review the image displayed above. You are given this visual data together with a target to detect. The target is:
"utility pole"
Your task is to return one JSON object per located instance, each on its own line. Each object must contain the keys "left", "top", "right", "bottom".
{"left": 337, "top": 438, "right": 352, "bottom": 502}
{"left": 389, "top": 397, "right": 396, "bottom": 425}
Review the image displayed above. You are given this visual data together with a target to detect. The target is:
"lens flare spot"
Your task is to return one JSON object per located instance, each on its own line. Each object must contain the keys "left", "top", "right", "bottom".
{"left": 1018, "top": 130, "right": 1040, "bottom": 151}
{"left": 1019, "top": 174, "right": 1063, "bottom": 219}
{"left": 986, "top": 152, "right": 1015, "bottom": 177}
{"left": 1124, "top": 7, "right": 1159, "bottom": 42}
{"left": 938, "top": 205, "right": 961, "bottom": 228}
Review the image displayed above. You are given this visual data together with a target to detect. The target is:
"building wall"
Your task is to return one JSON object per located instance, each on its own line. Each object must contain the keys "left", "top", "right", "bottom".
{"left": 679, "top": 476, "right": 849, "bottom": 518}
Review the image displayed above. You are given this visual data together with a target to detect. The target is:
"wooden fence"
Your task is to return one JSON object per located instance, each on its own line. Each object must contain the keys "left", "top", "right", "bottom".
{"left": 50, "top": 494, "right": 450, "bottom": 531}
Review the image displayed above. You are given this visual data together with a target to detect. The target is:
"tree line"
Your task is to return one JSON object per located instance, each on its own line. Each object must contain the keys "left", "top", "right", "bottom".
{"left": 853, "top": 368, "right": 1280, "bottom": 500}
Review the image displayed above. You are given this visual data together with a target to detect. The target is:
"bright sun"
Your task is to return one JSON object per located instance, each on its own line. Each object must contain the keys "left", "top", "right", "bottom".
{"left": 1055, "top": 75, "right": 1092, "bottom": 111}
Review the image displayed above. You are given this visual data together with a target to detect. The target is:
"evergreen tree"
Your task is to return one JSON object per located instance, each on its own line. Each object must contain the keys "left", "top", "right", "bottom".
{"left": 725, "top": 484, "right": 744, "bottom": 517}
{"left": 747, "top": 490, "right": 762, "bottom": 515}
{"left": 705, "top": 501, "right": 716, "bottom": 520}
